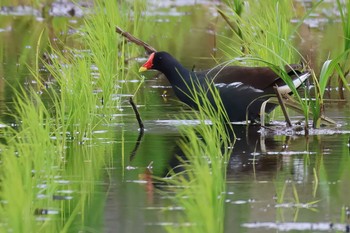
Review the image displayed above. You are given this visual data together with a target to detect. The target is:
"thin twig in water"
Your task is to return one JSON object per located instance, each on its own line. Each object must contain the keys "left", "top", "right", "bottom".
{"left": 129, "top": 97, "right": 145, "bottom": 161}
{"left": 129, "top": 131, "right": 144, "bottom": 161}
{"left": 273, "top": 85, "right": 292, "bottom": 127}
{"left": 116, "top": 26, "right": 157, "bottom": 54}
{"left": 129, "top": 97, "right": 144, "bottom": 132}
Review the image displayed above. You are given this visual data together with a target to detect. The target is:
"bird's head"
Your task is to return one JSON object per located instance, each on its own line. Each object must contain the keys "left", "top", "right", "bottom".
{"left": 139, "top": 51, "right": 174, "bottom": 73}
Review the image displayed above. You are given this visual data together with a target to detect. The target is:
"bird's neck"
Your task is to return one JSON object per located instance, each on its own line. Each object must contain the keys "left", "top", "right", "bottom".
{"left": 161, "top": 62, "right": 192, "bottom": 85}
{"left": 161, "top": 62, "right": 199, "bottom": 109}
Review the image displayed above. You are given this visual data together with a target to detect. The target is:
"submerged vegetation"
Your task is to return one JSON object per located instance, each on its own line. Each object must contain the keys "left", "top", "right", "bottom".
{"left": 0, "top": 0, "right": 349, "bottom": 232}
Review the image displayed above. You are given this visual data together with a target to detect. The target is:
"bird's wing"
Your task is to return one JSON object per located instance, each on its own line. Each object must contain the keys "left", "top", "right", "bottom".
{"left": 204, "top": 64, "right": 307, "bottom": 91}
{"left": 204, "top": 66, "right": 280, "bottom": 90}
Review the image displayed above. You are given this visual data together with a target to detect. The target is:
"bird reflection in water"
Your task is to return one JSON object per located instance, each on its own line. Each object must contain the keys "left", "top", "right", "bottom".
{"left": 131, "top": 125, "right": 296, "bottom": 196}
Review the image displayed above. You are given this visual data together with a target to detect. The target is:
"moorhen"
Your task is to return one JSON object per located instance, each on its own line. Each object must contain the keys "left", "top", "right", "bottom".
{"left": 139, "top": 51, "right": 309, "bottom": 122}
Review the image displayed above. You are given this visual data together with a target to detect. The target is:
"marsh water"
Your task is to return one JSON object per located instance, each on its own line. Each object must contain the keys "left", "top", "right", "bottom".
{"left": 1, "top": 1, "right": 350, "bottom": 233}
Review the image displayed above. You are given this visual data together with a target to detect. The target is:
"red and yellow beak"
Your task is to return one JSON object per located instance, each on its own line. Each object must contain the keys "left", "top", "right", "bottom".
{"left": 139, "top": 52, "right": 155, "bottom": 72}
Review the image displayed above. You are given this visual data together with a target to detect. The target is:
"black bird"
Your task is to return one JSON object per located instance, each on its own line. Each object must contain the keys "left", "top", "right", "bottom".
{"left": 139, "top": 51, "right": 309, "bottom": 122}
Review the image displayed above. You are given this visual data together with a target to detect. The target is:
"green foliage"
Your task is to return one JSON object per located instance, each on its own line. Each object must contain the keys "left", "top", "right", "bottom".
{"left": 0, "top": 88, "right": 62, "bottom": 233}
{"left": 81, "top": 0, "right": 125, "bottom": 110}
{"left": 219, "top": 0, "right": 313, "bottom": 126}
{"left": 222, "top": 0, "right": 299, "bottom": 65}
{"left": 311, "top": 52, "right": 350, "bottom": 127}
{"left": 0, "top": 0, "right": 146, "bottom": 231}
{"left": 220, "top": 0, "right": 350, "bottom": 128}
{"left": 337, "top": 0, "right": 350, "bottom": 59}
{"left": 41, "top": 50, "right": 99, "bottom": 142}
{"left": 163, "top": 80, "right": 234, "bottom": 233}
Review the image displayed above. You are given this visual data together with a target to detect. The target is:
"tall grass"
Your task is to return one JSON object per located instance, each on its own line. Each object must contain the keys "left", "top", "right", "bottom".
{"left": 41, "top": 50, "right": 99, "bottom": 142}
{"left": 163, "top": 81, "right": 234, "bottom": 233}
{"left": 311, "top": 55, "right": 350, "bottom": 127}
{"left": 0, "top": 83, "right": 114, "bottom": 232}
{"left": 219, "top": 0, "right": 313, "bottom": 126}
{"left": 309, "top": 0, "right": 350, "bottom": 127}
{"left": 81, "top": 0, "right": 148, "bottom": 108}
{"left": 0, "top": 0, "right": 147, "bottom": 232}
{"left": 219, "top": 0, "right": 349, "bottom": 128}
{"left": 337, "top": 0, "right": 350, "bottom": 75}
{"left": 335, "top": 0, "right": 350, "bottom": 96}
{"left": 221, "top": 0, "right": 298, "bottom": 65}
{"left": 81, "top": 0, "right": 124, "bottom": 111}
{"left": 0, "top": 87, "right": 62, "bottom": 233}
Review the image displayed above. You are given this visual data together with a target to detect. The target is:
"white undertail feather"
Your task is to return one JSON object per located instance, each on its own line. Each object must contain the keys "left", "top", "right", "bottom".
{"left": 277, "top": 72, "right": 310, "bottom": 94}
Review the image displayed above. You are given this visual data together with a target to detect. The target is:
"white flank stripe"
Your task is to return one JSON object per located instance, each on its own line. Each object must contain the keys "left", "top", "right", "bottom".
{"left": 215, "top": 82, "right": 244, "bottom": 88}
{"left": 227, "top": 82, "right": 244, "bottom": 87}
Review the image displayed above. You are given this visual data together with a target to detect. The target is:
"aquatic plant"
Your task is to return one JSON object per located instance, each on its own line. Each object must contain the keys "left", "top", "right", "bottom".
{"left": 221, "top": 0, "right": 298, "bottom": 63}
{"left": 0, "top": 87, "right": 63, "bottom": 232}
{"left": 311, "top": 54, "right": 350, "bottom": 128}
{"left": 219, "top": 0, "right": 350, "bottom": 129}
{"left": 337, "top": 0, "right": 350, "bottom": 73}
{"left": 218, "top": 0, "right": 313, "bottom": 126}
{"left": 301, "top": 0, "right": 350, "bottom": 128}
{"left": 335, "top": 0, "right": 350, "bottom": 94}
{"left": 81, "top": 0, "right": 123, "bottom": 111}
{"left": 0, "top": 0, "right": 148, "bottom": 231}
{"left": 307, "top": 0, "right": 350, "bottom": 128}
{"left": 0, "top": 83, "right": 114, "bottom": 232}
{"left": 163, "top": 80, "right": 234, "bottom": 233}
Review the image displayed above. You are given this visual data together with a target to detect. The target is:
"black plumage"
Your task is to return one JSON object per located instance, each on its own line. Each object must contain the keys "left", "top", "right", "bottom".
{"left": 139, "top": 51, "right": 309, "bottom": 122}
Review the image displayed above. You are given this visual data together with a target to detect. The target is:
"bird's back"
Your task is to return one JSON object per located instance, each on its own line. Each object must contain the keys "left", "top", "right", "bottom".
{"left": 198, "top": 64, "right": 304, "bottom": 91}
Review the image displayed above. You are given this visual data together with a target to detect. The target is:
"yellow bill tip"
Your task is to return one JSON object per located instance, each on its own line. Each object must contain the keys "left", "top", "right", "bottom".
{"left": 139, "top": 66, "right": 148, "bottom": 72}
